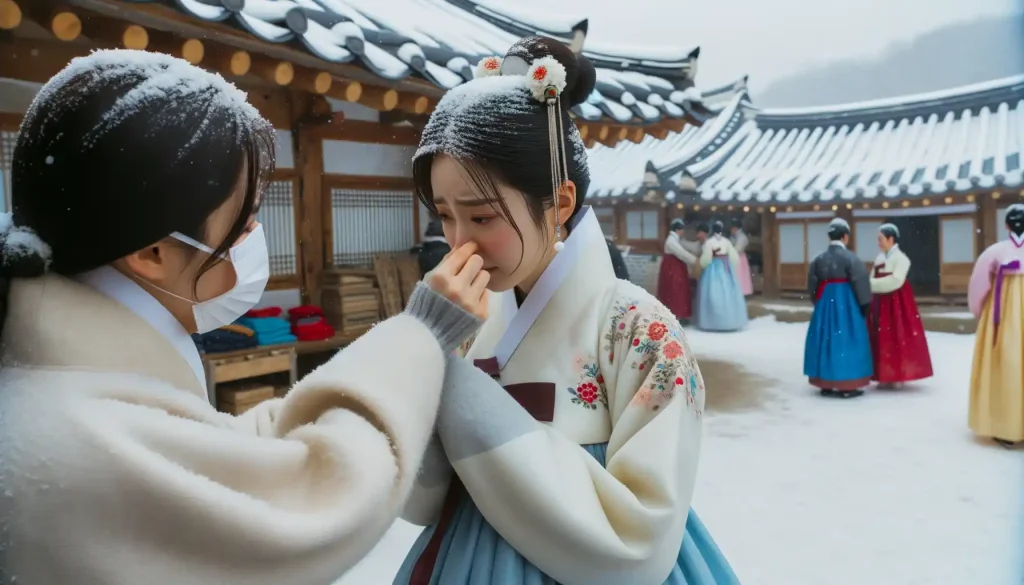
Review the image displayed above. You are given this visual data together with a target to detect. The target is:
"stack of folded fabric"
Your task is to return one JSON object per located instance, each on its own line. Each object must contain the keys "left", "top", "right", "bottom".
{"left": 288, "top": 305, "right": 336, "bottom": 342}
{"left": 192, "top": 323, "right": 258, "bottom": 353}
{"left": 238, "top": 307, "right": 297, "bottom": 346}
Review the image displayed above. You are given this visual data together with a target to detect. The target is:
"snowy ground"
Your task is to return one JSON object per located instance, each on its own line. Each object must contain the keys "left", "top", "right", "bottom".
{"left": 338, "top": 317, "right": 1021, "bottom": 585}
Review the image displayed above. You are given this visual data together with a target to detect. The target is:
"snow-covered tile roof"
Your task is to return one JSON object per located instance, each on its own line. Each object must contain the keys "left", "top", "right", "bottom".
{"left": 130, "top": 0, "right": 709, "bottom": 125}
{"left": 588, "top": 74, "right": 1024, "bottom": 202}
{"left": 587, "top": 92, "right": 755, "bottom": 197}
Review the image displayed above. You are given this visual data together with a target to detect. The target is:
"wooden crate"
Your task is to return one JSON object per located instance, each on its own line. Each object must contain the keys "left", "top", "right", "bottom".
{"left": 202, "top": 345, "right": 297, "bottom": 407}
{"left": 217, "top": 384, "right": 276, "bottom": 415}
{"left": 322, "top": 268, "right": 382, "bottom": 334}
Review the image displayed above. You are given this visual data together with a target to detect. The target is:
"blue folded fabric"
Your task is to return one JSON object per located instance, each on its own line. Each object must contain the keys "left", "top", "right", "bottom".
{"left": 237, "top": 317, "right": 290, "bottom": 334}
{"left": 256, "top": 332, "right": 297, "bottom": 345}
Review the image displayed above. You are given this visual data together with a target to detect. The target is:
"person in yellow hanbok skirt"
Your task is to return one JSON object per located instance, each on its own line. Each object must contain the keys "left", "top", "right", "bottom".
{"left": 968, "top": 203, "right": 1024, "bottom": 448}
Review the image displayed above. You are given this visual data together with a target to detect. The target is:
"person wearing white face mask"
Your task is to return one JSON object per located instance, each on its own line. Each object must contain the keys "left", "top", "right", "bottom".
{"left": 0, "top": 51, "right": 489, "bottom": 585}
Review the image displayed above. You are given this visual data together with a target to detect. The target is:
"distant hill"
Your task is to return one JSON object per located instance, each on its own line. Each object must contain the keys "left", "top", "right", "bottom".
{"left": 755, "top": 14, "right": 1024, "bottom": 108}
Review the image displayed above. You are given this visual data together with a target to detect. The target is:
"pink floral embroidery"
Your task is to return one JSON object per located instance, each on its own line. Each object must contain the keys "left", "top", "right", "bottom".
{"left": 605, "top": 297, "right": 703, "bottom": 414}
{"left": 567, "top": 360, "right": 608, "bottom": 410}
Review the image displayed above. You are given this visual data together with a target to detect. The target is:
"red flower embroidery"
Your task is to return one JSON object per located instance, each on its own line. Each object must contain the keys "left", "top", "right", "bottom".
{"left": 618, "top": 322, "right": 626, "bottom": 330}
{"left": 675, "top": 377, "right": 684, "bottom": 386}
{"left": 576, "top": 382, "right": 598, "bottom": 404}
{"left": 647, "top": 321, "right": 668, "bottom": 341}
{"left": 484, "top": 58, "right": 500, "bottom": 70}
{"left": 532, "top": 65, "right": 548, "bottom": 81}
{"left": 596, "top": 374, "right": 604, "bottom": 384}
{"left": 663, "top": 341, "right": 683, "bottom": 360}
{"left": 632, "top": 338, "right": 640, "bottom": 346}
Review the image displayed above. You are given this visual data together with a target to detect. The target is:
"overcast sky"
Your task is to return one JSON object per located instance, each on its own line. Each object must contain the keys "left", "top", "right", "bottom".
{"left": 509, "top": 0, "right": 1022, "bottom": 93}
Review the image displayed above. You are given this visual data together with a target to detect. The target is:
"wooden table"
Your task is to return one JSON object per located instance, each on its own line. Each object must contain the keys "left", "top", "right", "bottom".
{"left": 199, "top": 333, "right": 362, "bottom": 405}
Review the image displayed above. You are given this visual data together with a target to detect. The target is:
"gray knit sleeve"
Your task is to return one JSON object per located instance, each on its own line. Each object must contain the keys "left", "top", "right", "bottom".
{"left": 403, "top": 282, "right": 483, "bottom": 354}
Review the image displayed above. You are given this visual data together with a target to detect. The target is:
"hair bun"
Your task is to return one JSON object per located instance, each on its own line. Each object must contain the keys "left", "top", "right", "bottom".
{"left": 505, "top": 36, "right": 596, "bottom": 109}
{"left": 0, "top": 215, "right": 52, "bottom": 278}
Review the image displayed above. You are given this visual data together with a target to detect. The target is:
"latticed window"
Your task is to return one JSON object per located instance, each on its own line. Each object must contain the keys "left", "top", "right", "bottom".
{"left": 331, "top": 188, "right": 415, "bottom": 267}
{"left": 0, "top": 130, "right": 16, "bottom": 213}
{"left": 256, "top": 180, "right": 297, "bottom": 276}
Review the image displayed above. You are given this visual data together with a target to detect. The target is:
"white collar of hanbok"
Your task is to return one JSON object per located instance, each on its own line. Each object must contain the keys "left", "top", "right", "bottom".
{"left": 885, "top": 243, "right": 900, "bottom": 258}
{"left": 829, "top": 240, "right": 846, "bottom": 249}
{"left": 493, "top": 206, "right": 604, "bottom": 369}
{"left": 1010, "top": 232, "right": 1024, "bottom": 247}
{"left": 76, "top": 265, "right": 207, "bottom": 394}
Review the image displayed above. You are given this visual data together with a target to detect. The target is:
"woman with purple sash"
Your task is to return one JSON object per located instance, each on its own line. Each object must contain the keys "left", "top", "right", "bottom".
{"left": 968, "top": 203, "right": 1024, "bottom": 448}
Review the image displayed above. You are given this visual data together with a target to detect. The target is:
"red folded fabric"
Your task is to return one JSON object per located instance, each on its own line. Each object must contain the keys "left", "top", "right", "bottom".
{"left": 245, "top": 306, "right": 282, "bottom": 318}
{"left": 291, "top": 316, "right": 335, "bottom": 342}
{"left": 288, "top": 305, "right": 324, "bottom": 320}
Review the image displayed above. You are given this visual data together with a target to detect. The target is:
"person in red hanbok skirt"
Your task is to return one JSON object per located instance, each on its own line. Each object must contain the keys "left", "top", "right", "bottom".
{"left": 658, "top": 218, "right": 697, "bottom": 322}
{"left": 868, "top": 223, "right": 933, "bottom": 388}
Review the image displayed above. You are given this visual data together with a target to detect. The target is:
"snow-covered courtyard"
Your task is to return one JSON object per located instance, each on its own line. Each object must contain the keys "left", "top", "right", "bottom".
{"left": 338, "top": 317, "right": 1021, "bottom": 585}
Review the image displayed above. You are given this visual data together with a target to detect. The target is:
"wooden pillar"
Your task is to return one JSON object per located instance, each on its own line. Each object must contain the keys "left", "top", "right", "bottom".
{"left": 978, "top": 191, "right": 997, "bottom": 253}
{"left": 290, "top": 93, "right": 327, "bottom": 306}
{"left": 760, "top": 210, "right": 780, "bottom": 297}
{"left": 836, "top": 205, "right": 855, "bottom": 250}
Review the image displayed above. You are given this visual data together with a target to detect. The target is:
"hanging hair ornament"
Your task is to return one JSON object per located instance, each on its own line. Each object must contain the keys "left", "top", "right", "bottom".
{"left": 474, "top": 56, "right": 503, "bottom": 78}
{"left": 525, "top": 56, "right": 569, "bottom": 253}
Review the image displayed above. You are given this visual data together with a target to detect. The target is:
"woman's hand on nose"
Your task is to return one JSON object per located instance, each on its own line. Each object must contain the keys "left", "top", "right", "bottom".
{"left": 426, "top": 241, "right": 490, "bottom": 320}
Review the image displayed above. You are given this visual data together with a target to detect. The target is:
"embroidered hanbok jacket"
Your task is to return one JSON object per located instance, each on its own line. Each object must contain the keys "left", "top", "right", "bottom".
{"left": 403, "top": 208, "right": 705, "bottom": 584}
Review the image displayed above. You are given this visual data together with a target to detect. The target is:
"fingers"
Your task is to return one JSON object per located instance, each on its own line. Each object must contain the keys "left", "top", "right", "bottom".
{"left": 438, "top": 241, "right": 478, "bottom": 274}
{"left": 469, "top": 267, "right": 490, "bottom": 297}
{"left": 455, "top": 254, "right": 484, "bottom": 285}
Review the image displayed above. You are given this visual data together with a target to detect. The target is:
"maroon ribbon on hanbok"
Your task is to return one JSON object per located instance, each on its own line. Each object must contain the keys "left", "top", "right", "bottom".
{"left": 409, "top": 358, "right": 555, "bottom": 584}
{"left": 992, "top": 259, "right": 1020, "bottom": 344}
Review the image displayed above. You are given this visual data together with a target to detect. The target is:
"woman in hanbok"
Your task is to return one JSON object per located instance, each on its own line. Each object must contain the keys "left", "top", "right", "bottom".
{"left": 658, "top": 218, "right": 696, "bottom": 322}
{"left": 728, "top": 219, "right": 754, "bottom": 296}
{"left": 868, "top": 223, "right": 933, "bottom": 388}
{"left": 968, "top": 203, "right": 1024, "bottom": 447}
{"left": 696, "top": 221, "right": 748, "bottom": 332}
{"left": 394, "top": 36, "right": 739, "bottom": 585}
{"left": 0, "top": 51, "right": 487, "bottom": 584}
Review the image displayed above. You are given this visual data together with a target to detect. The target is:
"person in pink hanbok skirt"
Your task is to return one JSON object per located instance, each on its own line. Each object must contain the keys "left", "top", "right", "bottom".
{"left": 729, "top": 219, "right": 753, "bottom": 296}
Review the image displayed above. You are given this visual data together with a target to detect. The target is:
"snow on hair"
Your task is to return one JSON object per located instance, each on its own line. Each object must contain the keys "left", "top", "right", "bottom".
{"left": 879, "top": 223, "right": 900, "bottom": 238}
{"left": 0, "top": 212, "right": 52, "bottom": 274}
{"left": 26, "top": 49, "right": 266, "bottom": 160}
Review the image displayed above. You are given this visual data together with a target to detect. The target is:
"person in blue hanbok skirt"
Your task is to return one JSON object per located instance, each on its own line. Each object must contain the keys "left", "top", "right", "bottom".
{"left": 696, "top": 221, "right": 748, "bottom": 332}
{"left": 393, "top": 35, "right": 740, "bottom": 585}
{"left": 803, "top": 218, "right": 873, "bottom": 398}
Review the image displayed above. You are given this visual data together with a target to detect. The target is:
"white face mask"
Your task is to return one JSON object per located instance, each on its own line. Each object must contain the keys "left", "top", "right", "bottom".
{"left": 163, "top": 224, "right": 270, "bottom": 334}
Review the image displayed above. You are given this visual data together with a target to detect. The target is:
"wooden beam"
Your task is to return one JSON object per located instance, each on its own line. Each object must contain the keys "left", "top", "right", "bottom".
{"left": 326, "top": 79, "right": 362, "bottom": 102}
{"left": 648, "top": 126, "right": 670, "bottom": 140}
{"left": 629, "top": 127, "right": 645, "bottom": 143}
{"left": 577, "top": 124, "right": 589, "bottom": 140}
{"left": 978, "top": 191, "right": 997, "bottom": 251}
{"left": 0, "top": 112, "right": 22, "bottom": 131}
{"left": 761, "top": 209, "right": 779, "bottom": 297}
{"left": 250, "top": 56, "right": 294, "bottom": 86}
{"left": 396, "top": 92, "right": 430, "bottom": 115}
{"left": 0, "top": 0, "right": 23, "bottom": 30}
{"left": 308, "top": 118, "right": 420, "bottom": 145}
{"left": 360, "top": 85, "right": 399, "bottom": 111}
{"left": 662, "top": 118, "right": 687, "bottom": 133}
{"left": 0, "top": 38, "right": 90, "bottom": 84}
{"left": 290, "top": 93, "right": 327, "bottom": 306}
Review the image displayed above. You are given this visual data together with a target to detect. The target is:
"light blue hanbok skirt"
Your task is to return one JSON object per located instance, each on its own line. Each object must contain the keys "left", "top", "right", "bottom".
{"left": 393, "top": 443, "right": 740, "bottom": 585}
{"left": 696, "top": 258, "right": 748, "bottom": 332}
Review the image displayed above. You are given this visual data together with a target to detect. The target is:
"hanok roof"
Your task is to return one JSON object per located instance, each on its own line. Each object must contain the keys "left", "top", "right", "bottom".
{"left": 131, "top": 0, "right": 712, "bottom": 126}
{"left": 587, "top": 88, "right": 755, "bottom": 198}
{"left": 588, "top": 73, "right": 1024, "bottom": 203}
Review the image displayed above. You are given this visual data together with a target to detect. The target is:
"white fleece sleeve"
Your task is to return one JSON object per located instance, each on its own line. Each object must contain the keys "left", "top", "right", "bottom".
{"left": 4, "top": 309, "right": 475, "bottom": 585}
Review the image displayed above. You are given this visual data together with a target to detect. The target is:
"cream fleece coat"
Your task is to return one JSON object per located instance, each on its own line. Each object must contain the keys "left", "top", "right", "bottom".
{"left": 0, "top": 274, "right": 477, "bottom": 585}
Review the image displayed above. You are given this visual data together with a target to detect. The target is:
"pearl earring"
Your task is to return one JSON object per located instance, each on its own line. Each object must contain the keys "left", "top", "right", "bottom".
{"left": 554, "top": 223, "right": 564, "bottom": 252}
